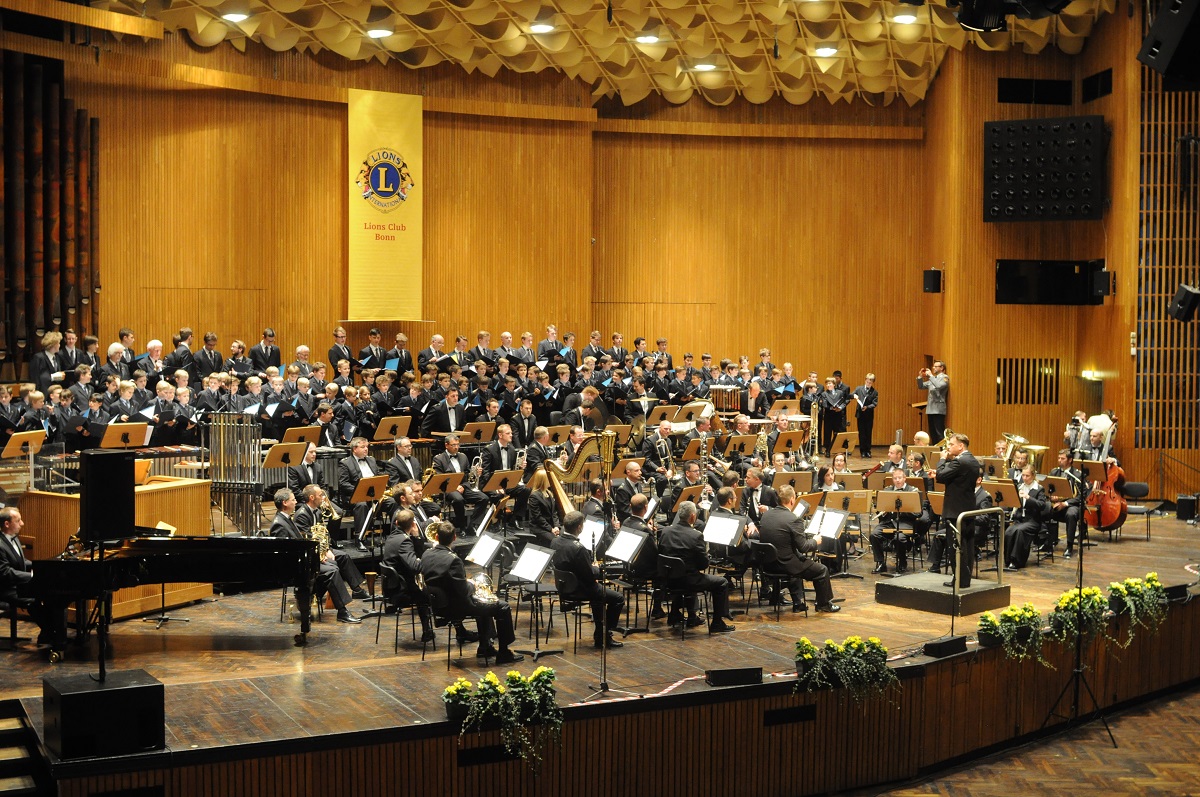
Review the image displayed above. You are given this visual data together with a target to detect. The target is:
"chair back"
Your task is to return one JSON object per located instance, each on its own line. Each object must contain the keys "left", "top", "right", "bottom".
{"left": 1124, "top": 481, "right": 1150, "bottom": 500}
{"left": 657, "top": 554, "right": 688, "bottom": 583}
{"left": 552, "top": 568, "right": 585, "bottom": 602}
{"left": 750, "top": 540, "right": 788, "bottom": 576}
{"left": 425, "top": 583, "right": 464, "bottom": 622}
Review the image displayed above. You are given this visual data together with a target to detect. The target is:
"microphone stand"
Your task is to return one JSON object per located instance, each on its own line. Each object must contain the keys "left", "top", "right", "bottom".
{"left": 584, "top": 558, "right": 640, "bottom": 702}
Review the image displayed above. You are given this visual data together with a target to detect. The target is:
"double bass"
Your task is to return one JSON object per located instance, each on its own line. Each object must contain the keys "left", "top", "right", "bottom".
{"left": 1082, "top": 418, "right": 1127, "bottom": 531}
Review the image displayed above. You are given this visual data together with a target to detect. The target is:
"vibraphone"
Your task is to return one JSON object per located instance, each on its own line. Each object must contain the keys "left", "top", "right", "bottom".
{"left": 38, "top": 445, "right": 208, "bottom": 483}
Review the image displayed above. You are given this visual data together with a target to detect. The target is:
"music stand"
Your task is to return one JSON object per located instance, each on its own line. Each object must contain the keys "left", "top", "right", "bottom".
{"left": 263, "top": 442, "right": 308, "bottom": 471}
{"left": 481, "top": 469, "right": 524, "bottom": 536}
{"left": 830, "top": 490, "right": 872, "bottom": 580}
{"left": 142, "top": 521, "right": 187, "bottom": 628}
{"left": 282, "top": 425, "right": 320, "bottom": 445}
{"left": 466, "top": 532, "right": 504, "bottom": 567}
{"left": 423, "top": 472, "right": 464, "bottom": 502}
{"left": 874, "top": 489, "right": 923, "bottom": 578}
{"left": 610, "top": 458, "right": 646, "bottom": 481}
{"left": 831, "top": 431, "right": 859, "bottom": 458}
{"left": 1042, "top": 475, "right": 1073, "bottom": 503}
{"left": 979, "top": 456, "right": 1008, "bottom": 480}
{"left": 725, "top": 435, "right": 759, "bottom": 457}
{"left": 646, "top": 405, "right": 676, "bottom": 425}
{"left": 101, "top": 422, "right": 149, "bottom": 449}
{"left": 607, "top": 424, "right": 632, "bottom": 449}
{"left": 577, "top": 462, "right": 604, "bottom": 484}
{"left": 865, "top": 469, "right": 893, "bottom": 491}
{"left": 1, "top": 430, "right": 46, "bottom": 490}
{"left": 774, "top": 472, "right": 811, "bottom": 493}
{"left": 680, "top": 438, "right": 706, "bottom": 461}
{"left": 546, "top": 425, "right": 572, "bottom": 446}
{"left": 772, "top": 431, "right": 805, "bottom": 460}
{"left": 908, "top": 445, "right": 944, "bottom": 468}
{"left": 509, "top": 544, "right": 563, "bottom": 661}
{"left": 910, "top": 400, "right": 927, "bottom": 431}
{"left": 808, "top": 506, "right": 850, "bottom": 580}
{"left": 461, "top": 421, "right": 495, "bottom": 445}
{"left": 834, "top": 472, "right": 864, "bottom": 490}
{"left": 770, "top": 399, "right": 801, "bottom": 417}
{"left": 674, "top": 484, "right": 704, "bottom": 508}
{"left": 676, "top": 401, "right": 710, "bottom": 424}
{"left": 373, "top": 416, "right": 412, "bottom": 442}
{"left": 349, "top": 474, "right": 390, "bottom": 548}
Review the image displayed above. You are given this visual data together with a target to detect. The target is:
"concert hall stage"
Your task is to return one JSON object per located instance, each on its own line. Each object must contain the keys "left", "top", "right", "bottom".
{"left": 3, "top": 512, "right": 1199, "bottom": 797}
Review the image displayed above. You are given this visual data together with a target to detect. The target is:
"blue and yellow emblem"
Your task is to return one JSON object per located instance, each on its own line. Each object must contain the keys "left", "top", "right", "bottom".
{"left": 355, "top": 148, "right": 416, "bottom": 214}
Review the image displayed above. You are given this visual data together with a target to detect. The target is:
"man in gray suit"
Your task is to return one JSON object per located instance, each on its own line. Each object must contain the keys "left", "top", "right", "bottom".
{"left": 916, "top": 360, "right": 949, "bottom": 440}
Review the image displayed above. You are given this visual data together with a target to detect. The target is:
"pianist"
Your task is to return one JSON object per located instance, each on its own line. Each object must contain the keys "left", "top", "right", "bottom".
{"left": 0, "top": 507, "right": 63, "bottom": 644}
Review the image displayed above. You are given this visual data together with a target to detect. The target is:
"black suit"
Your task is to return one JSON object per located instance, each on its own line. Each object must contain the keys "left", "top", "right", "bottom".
{"left": 358, "top": 345, "right": 388, "bottom": 371}
{"left": 271, "top": 510, "right": 354, "bottom": 611}
{"left": 249, "top": 342, "right": 281, "bottom": 375}
{"left": 1049, "top": 466, "right": 1084, "bottom": 552}
{"left": 431, "top": 451, "right": 488, "bottom": 533}
{"left": 480, "top": 441, "right": 529, "bottom": 515}
{"left": 758, "top": 505, "right": 833, "bottom": 607}
{"left": 934, "top": 450, "right": 982, "bottom": 585}
{"left": 657, "top": 522, "right": 730, "bottom": 621}
{"left": 527, "top": 491, "right": 559, "bottom": 547}
{"left": 338, "top": 454, "right": 386, "bottom": 541}
{"left": 31, "top": 351, "right": 65, "bottom": 394}
{"left": 1005, "top": 483, "right": 1051, "bottom": 569}
{"left": 417, "top": 347, "right": 444, "bottom": 372}
{"left": 380, "top": 530, "right": 433, "bottom": 635}
{"left": 419, "top": 401, "right": 466, "bottom": 440}
{"left": 164, "top": 343, "right": 198, "bottom": 383}
{"left": 287, "top": 461, "right": 323, "bottom": 495}
{"left": 612, "top": 478, "right": 648, "bottom": 523}
{"left": 194, "top": 347, "right": 224, "bottom": 379}
{"left": 552, "top": 532, "right": 623, "bottom": 643}
{"left": 2, "top": 532, "right": 63, "bottom": 645}
{"left": 420, "top": 545, "right": 516, "bottom": 651}
{"left": 511, "top": 413, "right": 538, "bottom": 449}
{"left": 853, "top": 385, "right": 878, "bottom": 457}
{"left": 742, "top": 484, "right": 778, "bottom": 527}
{"left": 385, "top": 347, "right": 414, "bottom": 376}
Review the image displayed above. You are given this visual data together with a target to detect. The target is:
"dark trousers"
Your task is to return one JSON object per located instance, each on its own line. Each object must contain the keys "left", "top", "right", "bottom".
{"left": 869, "top": 524, "right": 912, "bottom": 569}
{"left": 857, "top": 412, "right": 874, "bottom": 457}
{"left": 589, "top": 587, "right": 625, "bottom": 640}
{"left": 1053, "top": 504, "right": 1081, "bottom": 550}
{"left": 793, "top": 558, "right": 834, "bottom": 606}
{"left": 1005, "top": 519, "right": 1040, "bottom": 568}
{"left": 314, "top": 561, "right": 351, "bottom": 611}
{"left": 927, "top": 413, "right": 946, "bottom": 441}
{"left": 673, "top": 573, "right": 730, "bottom": 621}
{"left": 332, "top": 549, "right": 363, "bottom": 590}
{"left": 443, "top": 487, "right": 489, "bottom": 534}
{"left": 929, "top": 519, "right": 977, "bottom": 587}
{"left": 469, "top": 599, "right": 516, "bottom": 649}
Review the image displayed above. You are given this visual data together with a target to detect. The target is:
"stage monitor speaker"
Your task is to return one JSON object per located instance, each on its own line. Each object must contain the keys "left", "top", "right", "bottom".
{"left": 79, "top": 449, "right": 136, "bottom": 543}
{"left": 1138, "top": 0, "right": 1200, "bottom": 82}
{"left": 923, "top": 270, "right": 943, "bottom": 293}
{"left": 705, "top": 667, "right": 763, "bottom": 687}
{"left": 924, "top": 635, "right": 967, "bottom": 658}
{"left": 1168, "top": 284, "right": 1200, "bottom": 321}
{"left": 1177, "top": 493, "right": 1196, "bottom": 521}
{"left": 43, "top": 669, "right": 165, "bottom": 759}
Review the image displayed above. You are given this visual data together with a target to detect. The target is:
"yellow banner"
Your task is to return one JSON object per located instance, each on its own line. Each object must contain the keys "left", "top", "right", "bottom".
{"left": 347, "top": 89, "right": 422, "bottom": 321}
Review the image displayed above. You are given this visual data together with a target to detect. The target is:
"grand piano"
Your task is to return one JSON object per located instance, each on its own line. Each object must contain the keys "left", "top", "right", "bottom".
{"left": 32, "top": 535, "right": 321, "bottom": 661}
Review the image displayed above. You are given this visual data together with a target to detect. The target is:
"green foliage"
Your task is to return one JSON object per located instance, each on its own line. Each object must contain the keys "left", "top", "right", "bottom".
{"left": 796, "top": 635, "right": 899, "bottom": 704}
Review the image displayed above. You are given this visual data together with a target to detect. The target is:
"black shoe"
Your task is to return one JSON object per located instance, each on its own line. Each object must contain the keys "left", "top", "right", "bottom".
{"left": 942, "top": 580, "right": 958, "bottom": 588}
{"left": 336, "top": 612, "right": 362, "bottom": 624}
{"left": 709, "top": 620, "right": 735, "bottom": 633}
{"left": 667, "top": 611, "right": 684, "bottom": 625}
{"left": 1064, "top": 550, "right": 1073, "bottom": 558}
{"left": 685, "top": 616, "right": 705, "bottom": 629}
{"left": 792, "top": 603, "right": 808, "bottom": 614}
{"left": 351, "top": 588, "right": 370, "bottom": 600}
{"left": 872, "top": 563, "right": 886, "bottom": 574}
{"left": 421, "top": 629, "right": 436, "bottom": 643}
{"left": 1004, "top": 564, "right": 1018, "bottom": 572}
{"left": 650, "top": 608, "right": 668, "bottom": 620}
{"left": 496, "top": 650, "right": 524, "bottom": 664}
{"left": 594, "top": 635, "right": 624, "bottom": 649}
{"left": 457, "top": 629, "right": 480, "bottom": 644}
{"left": 815, "top": 603, "right": 841, "bottom": 613}
{"left": 928, "top": 566, "right": 942, "bottom": 574}
{"left": 476, "top": 645, "right": 499, "bottom": 659}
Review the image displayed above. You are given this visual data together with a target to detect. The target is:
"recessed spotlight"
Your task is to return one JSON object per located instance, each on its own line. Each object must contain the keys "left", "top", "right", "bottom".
{"left": 530, "top": 23, "right": 554, "bottom": 33}
{"left": 815, "top": 46, "right": 838, "bottom": 57}
{"left": 221, "top": 12, "right": 249, "bottom": 22}
{"left": 694, "top": 63, "right": 716, "bottom": 71}
{"left": 366, "top": 28, "right": 392, "bottom": 38}
{"left": 636, "top": 34, "right": 659, "bottom": 43}
{"left": 894, "top": 12, "right": 918, "bottom": 23}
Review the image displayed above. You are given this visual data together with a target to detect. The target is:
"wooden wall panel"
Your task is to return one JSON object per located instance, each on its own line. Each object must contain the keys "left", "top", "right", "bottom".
{"left": 62, "top": 65, "right": 346, "bottom": 357}
{"left": 593, "top": 131, "right": 929, "bottom": 440}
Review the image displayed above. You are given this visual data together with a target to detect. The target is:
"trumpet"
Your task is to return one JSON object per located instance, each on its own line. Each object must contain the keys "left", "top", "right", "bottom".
{"left": 466, "top": 452, "right": 484, "bottom": 489}
{"left": 514, "top": 447, "right": 528, "bottom": 473}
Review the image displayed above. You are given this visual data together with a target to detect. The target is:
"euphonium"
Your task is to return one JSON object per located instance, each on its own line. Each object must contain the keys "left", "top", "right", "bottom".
{"left": 513, "top": 447, "right": 528, "bottom": 473}
{"left": 466, "top": 452, "right": 484, "bottom": 488}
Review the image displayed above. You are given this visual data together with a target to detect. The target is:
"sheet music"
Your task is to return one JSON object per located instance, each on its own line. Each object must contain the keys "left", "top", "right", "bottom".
{"left": 702, "top": 514, "right": 744, "bottom": 547}
{"left": 808, "top": 507, "right": 847, "bottom": 540}
{"left": 645, "top": 496, "right": 658, "bottom": 518}
{"left": 580, "top": 517, "right": 606, "bottom": 551}
{"left": 473, "top": 504, "right": 495, "bottom": 536}
{"left": 511, "top": 545, "right": 553, "bottom": 582}
{"left": 466, "top": 533, "right": 502, "bottom": 566}
{"left": 605, "top": 529, "right": 646, "bottom": 562}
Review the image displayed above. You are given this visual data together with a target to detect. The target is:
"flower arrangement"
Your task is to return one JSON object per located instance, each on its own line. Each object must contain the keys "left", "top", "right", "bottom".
{"left": 1107, "top": 571, "right": 1168, "bottom": 646}
{"left": 797, "top": 635, "right": 899, "bottom": 703}
{"left": 977, "top": 603, "right": 1047, "bottom": 664}
{"left": 450, "top": 666, "right": 564, "bottom": 773}
{"left": 441, "top": 676, "right": 474, "bottom": 720}
{"left": 1047, "top": 585, "right": 1110, "bottom": 643}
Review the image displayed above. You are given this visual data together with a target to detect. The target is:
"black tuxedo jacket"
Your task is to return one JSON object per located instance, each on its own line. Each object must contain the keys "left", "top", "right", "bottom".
{"left": 383, "top": 454, "right": 424, "bottom": 485}
{"left": 270, "top": 512, "right": 302, "bottom": 540}
{"left": 419, "top": 401, "right": 466, "bottom": 438}
{"left": 758, "top": 505, "right": 817, "bottom": 576}
{"left": 742, "top": 484, "right": 779, "bottom": 524}
{"left": 432, "top": 451, "right": 470, "bottom": 475}
{"left": 338, "top": 454, "right": 381, "bottom": 503}
{"left": 249, "top": 343, "right": 281, "bottom": 374}
{"left": 194, "top": 347, "right": 224, "bottom": 379}
{"left": 419, "top": 545, "right": 474, "bottom": 614}
{"left": 481, "top": 441, "right": 521, "bottom": 488}
{"left": 382, "top": 532, "right": 425, "bottom": 596}
{"left": 164, "top": 344, "right": 197, "bottom": 382}
{"left": 657, "top": 522, "right": 709, "bottom": 581}
{"left": 511, "top": 414, "right": 538, "bottom": 448}
{"left": 287, "top": 462, "right": 321, "bottom": 494}
{"left": 0, "top": 534, "right": 33, "bottom": 600}
{"left": 551, "top": 533, "right": 604, "bottom": 599}
{"left": 936, "top": 451, "right": 982, "bottom": 521}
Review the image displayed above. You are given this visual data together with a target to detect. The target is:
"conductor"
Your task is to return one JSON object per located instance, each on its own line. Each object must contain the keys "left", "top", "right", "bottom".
{"left": 931, "top": 432, "right": 981, "bottom": 588}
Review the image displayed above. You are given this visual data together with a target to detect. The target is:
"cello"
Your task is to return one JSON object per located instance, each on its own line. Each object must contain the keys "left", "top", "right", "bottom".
{"left": 1082, "top": 418, "right": 1128, "bottom": 531}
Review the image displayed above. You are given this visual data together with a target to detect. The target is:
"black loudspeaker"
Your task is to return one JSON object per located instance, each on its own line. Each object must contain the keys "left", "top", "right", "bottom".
{"left": 1168, "top": 284, "right": 1200, "bottom": 321}
{"left": 1091, "top": 270, "right": 1112, "bottom": 298}
{"left": 704, "top": 667, "right": 762, "bottom": 687}
{"left": 44, "top": 669, "right": 165, "bottom": 759}
{"left": 984, "top": 114, "right": 1107, "bottom": 222}
{"left": 1138, "top": 0, "right": 1200, "bottom": 82}
{"left": 79, "top": 449, "right": 136, "bottom": 543}
{"left": 1177, "top": 493, "right": 1197, "bottom": 521}
{"left": 923, "top": 269, "right": 943, "bottom": 293}
{"left": 923, "top": 635, "right": 968, "bottom": 658}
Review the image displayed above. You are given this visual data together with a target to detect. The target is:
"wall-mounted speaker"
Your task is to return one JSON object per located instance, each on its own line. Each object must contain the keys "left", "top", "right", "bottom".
{"left": 1138, "top": 0, "right": 1200, "bottom": 82}
{"left": 79, "top": 449, "right": 135, "bottom": 543}
{"left": 1168, "top": 284, "right": 1200, "bottom": 321}
{"left": 923, "top": 270, "right": 943, "bottom": 293}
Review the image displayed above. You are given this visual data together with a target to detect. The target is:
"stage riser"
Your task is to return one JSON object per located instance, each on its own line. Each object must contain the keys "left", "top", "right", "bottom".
{"left": 875, "top": 571, "right": 1012, "bottom": 615}
{"left": 48, "top": 599, "right": 1200, "bottom": 797}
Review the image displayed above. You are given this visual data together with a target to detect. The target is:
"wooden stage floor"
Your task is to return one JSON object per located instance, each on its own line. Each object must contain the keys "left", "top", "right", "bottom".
{"left": 4, "top": 510, "right": 1199, "bottom": 757}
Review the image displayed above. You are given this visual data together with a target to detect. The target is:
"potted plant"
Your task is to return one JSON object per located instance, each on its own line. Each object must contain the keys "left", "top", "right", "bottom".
{"left": 798, "top": 635, "right": 899, "bottom": 703}
{"left": 1048, "top": 585, "right": 1109, "bottom": 643}
{"left": 795, "top": 637, "right": 820, "bottom": 678}
{"left": 1108, "top": 571, "right": 1168, "bottom": 646}
{"left": 442, "top": 676, "right": 474, "bottom": 723}
{"left": 977, "top": 603, "right": 1046, "bottom": 664}
{"left": 455, "top": 667, "right": 564, "bottom": 774}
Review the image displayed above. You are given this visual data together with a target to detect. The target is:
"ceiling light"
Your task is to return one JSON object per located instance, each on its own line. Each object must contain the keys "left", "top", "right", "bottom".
{"left": 530, "top": 23, "right": 554, "bottom": 33}
{"left": 815, "top": 46, "right": 838, "bottom": 57}
{"left": 221, "top": 12, "right": 249, "bottom": 22}
{"left": 694, "top": 63, "right": 716, "bottom": 71}
{"left": 636, "top": 34, "right": 659, "bottom": 43}
{"left": 894, "top": 12, "right": 918, "bottom": 22}
{"left": 366, "top": 28, "right": 392, "bottom": 38}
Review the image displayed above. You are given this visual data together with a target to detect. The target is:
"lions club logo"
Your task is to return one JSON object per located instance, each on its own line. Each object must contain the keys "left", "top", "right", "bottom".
{"left": 355, "top": 148, "right": 416, "bottom": 214}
